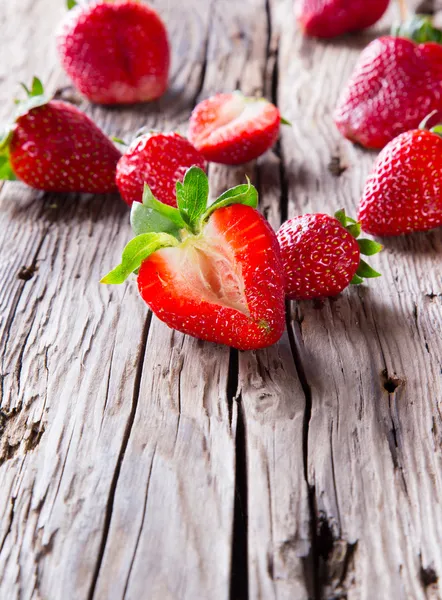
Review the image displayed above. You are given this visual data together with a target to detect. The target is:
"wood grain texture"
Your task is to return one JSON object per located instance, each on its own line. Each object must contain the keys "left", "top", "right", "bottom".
{"left": 0, "top": 1, "right": 236, "bottom": 599}
{"left": 1, "top": 0, "right": 442, "bottom": 599}
{"left": 274, "top": 0, "right": 442, "bottom": 598}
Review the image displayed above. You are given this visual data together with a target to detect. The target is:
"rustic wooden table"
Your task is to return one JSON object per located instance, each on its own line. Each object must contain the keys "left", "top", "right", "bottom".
{"left": 1, "top": 0, "right": 441, "bottom": 599}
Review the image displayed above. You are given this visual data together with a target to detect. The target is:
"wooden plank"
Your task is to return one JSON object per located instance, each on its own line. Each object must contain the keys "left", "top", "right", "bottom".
{"left": 185, "top": 3, "right": 311, "bottom": 598}
{"left": 274, "top": 1, "right": 442, "bottom": 598}
{"left": 0, "top": 1, "right": 237, "bottom": 599}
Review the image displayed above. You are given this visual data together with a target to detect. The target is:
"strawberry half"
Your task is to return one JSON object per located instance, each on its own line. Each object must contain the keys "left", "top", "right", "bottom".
{"left": 56, "top": 0, "right": 170, "bottom": 105}
{"left": 102, "top": 168, "right": 285, "bottom": 350}
{"left": 297, "top": 0, "right": 390, "bottom": 39}
{"left": 115, "top": 132, "right": 206, "bottom": 207}
{"left": 188, "top": 92, "right": 283, "bottom": 165}
{"left": 359, "top": 116, "right": 442, "bottom": 236}
{"left": 335, "top": 16, "right": 442, "bottom": 149}
{"left": 277, "top": 211, "right": 382, "bottom": 300}
{"left": 0, "top": 78, "right": 121, "bottom": 193}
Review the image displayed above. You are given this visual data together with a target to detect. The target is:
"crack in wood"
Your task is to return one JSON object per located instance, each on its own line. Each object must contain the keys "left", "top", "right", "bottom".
{"left": 87, "top": 313, "right": 152, "bottom": 600}
{"left": 122, "top": 446, "right": 156, "bottom": 599}
{"left": 285, "top": 304, "right": 318, "bottom": 599}
{"left": 227, "top": 348, "right": 239, "bottom": 430}
{"left": 0, "top": 496, "right": 16, "bottom": 556}
{"left": 0, "top": 400, "right": 46, "bottom": 466}
{"left": 229, "top": 394, "right": 249, "bottom": 600}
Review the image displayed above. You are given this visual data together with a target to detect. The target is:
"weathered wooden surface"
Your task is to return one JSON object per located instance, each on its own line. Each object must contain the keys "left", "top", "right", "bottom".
{"left": 0, "top": 0, "right": 441, "bottom": 599}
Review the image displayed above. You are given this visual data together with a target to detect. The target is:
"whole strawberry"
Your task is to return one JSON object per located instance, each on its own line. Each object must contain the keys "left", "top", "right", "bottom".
{"left": 188, "top": 92, "right": 283, "bottom": 165}
{"left": 277, "top": 211, "right": 381, "bottom": 300}
{"left": 56, "top": 0, "right": 170, "bottom": 105}
{"left": 102, "top": 168, "right": 285, "bottom": 350}
{"left": 116, "top": 132, "right": 206, "bottom": 207}
{"left": 335, "top": 16, "right": 442, "bottom": 149}
{"left": 359, "top": 119, "right": 442, "bottom": 236}
{"left": 0, "top": 78, "right": 121, "bottom": 193}
{"left": 298, "top": 0, "right": 389, "bottom": 39}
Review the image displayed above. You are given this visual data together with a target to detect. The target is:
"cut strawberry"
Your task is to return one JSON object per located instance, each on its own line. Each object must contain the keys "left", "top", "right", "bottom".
{"left": 102, "top": 168, "right": 285, "bottom": 350}
{"left": 116, "top": 132, "right": 206, "bottom": 207}
{"left": 188, "top": 92, "right": 282, "bottom": 165}
{"left": 0, "top": 77, "right": 121, "bottom": 193}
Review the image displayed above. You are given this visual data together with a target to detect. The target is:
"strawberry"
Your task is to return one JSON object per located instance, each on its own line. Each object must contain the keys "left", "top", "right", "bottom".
{"left": 359, "top": 117, "right": 442, "bottom": 236}
{"left": 188, "top": 92, "right": 284, "bottom": 165}
{"left": 335, "top": 16, "right": 442, "bottom": 149}
{"left": 102, "top": 168, "right": 285, "bottom": 350}
{"left": 277, "top": 211, "right": 382, "bottom": 300}
{"left": 116, "top": 132, "right": 206, "bottom": 207}
{"left": 56, "top": 0, "right": 170, "bottom": 105}
{"left": 0, "top": 78, "right": 121, "bottom": 193}
{"left": 297, "top": 0, "right": 390, "bottom": 39}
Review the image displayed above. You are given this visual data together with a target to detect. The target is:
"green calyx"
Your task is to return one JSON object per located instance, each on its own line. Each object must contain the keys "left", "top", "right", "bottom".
{"left": 0, "top": 77, "right": 50, "bottom": 182}
{"left": 101, "top": 167, "right": 258, "bottom": 285}
{"left": 334, "top": 209, "right": 382, "bottom": 285}
{"left": 67, "top": 0, "right": 78, "bottom": 9}
{"left": 419, "top": 110, "right": 442, "bottom": 137}
{"left": 391, "top": 15, "right": 442, "bottom": 44}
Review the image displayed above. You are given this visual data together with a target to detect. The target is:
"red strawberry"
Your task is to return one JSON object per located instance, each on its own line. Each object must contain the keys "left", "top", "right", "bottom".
{"left": 335, "top": 17, "right": 442, "bottom": 149}
{"left": 0, "top": 78, "right": 121, "bottom": 193}
{"left": 56, "top": 0, "right": 170, "bottom": 105}
{"left": 359, "top": 121, "right": 442, "bottom": 236}
{"left": 277, "top": 211, "right": 382, "bottom": 300}
{"left": 188, "top": 92, "right": 282, "bottom": 165}
{"left": 297, "top": 0, "right": 389, "bottom": 38}
{"left": 116, "top": 132, "right": 206, "bottom": 207}
{"left": 102, "top": 168, "right": 285, "bottom": 350}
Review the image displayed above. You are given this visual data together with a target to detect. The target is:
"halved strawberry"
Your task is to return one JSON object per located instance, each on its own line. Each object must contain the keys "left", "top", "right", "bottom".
{"left": 102, "top": 168, "right": 285, "bottom": 350}
{"left": 115, "top": 132, "right": 206, "bottom": 207}
{"left": 188, "top": 92, "right": 283, "bottom": 165}
{"left": 0, "top": 78, "right": 121, "bottom": 193}
{"left": 277, "top": 210, "right": 382, "bottom": 300}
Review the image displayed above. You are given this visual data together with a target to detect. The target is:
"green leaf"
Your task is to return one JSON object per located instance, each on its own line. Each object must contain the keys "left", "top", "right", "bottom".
{"left": 20, "top": 77, "right": 44, "bottom": 99}
{"left": 67, "top": 0, "right": 77, "bottom": 9}
{"left": 130, "top": 184, "right": 186, "bottom": 237}
{"left": 131, "top": 201, "right": 181, "bottom": 238}
{"left": 350, "top": 274, "right": 363, "bottom": 285}
{"left": 356, "top": 259, "right": 381, "bottom": 279}
{"left": 14, "top": 79, "right": 49, "bottom": 120}
{"left": 357, "top": 239, "right": 383, "bottom": 256}
{"left": 31, "top": 77, "right": 44, "bottom": 97}
{"left": 347, "top": 223, "right": 361, "bottom": 238}
{"left": 176, "top": 167, "right": 209, "bottom": 232}
{"left": 392, "top": 15, "right": 442, "bottom": 44}
{"left": 334, "top": 208, "right": 347, "bottom": 227}
{"left": 280, "top": 116, "right": 292, "bottom": 126}
{"left": 101, "top": 232, "right": 178, "bottom": 285}
{"left": 0, "top": 155, "right": 16, "bottom": 180}
{"left": 202, "top": 177, "right": 258, "bottom": 222}
{"left": 111, "top": 137, "right": 128, "bottom": 146}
